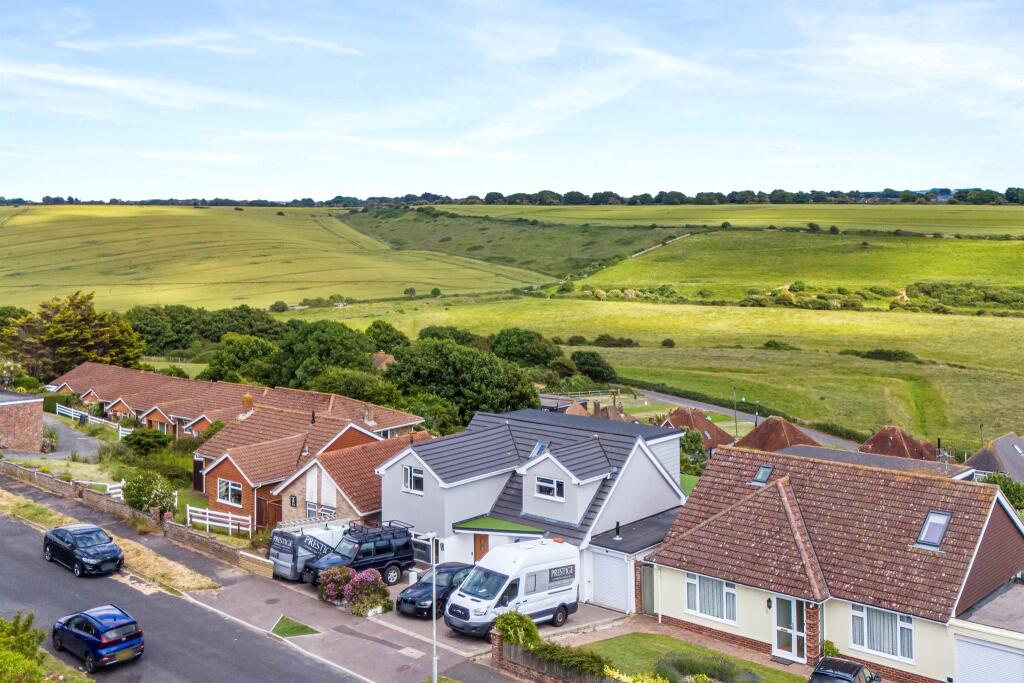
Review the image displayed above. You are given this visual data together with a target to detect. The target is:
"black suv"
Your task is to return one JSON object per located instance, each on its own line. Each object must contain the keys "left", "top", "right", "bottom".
{"left": 44, "top": 524, "right": 124, "bottom": 577}
{"left": 809, "top": 658, "right": 881, "bottom": 683}
{"left": 303, "top": 521, "right": 415, "bottom": 585}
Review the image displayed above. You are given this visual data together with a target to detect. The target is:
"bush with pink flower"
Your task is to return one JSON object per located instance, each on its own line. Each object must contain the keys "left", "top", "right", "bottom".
{"left": 317, "top": 567, "right": 392, "bottom": 616}
{"left": 318, "top": 566, "right": 355, "bottom": 603}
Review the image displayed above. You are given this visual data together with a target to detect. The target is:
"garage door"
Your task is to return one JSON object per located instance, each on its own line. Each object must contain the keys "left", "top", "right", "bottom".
{"left": 591, "top": 551, "right": 628, "bottom": 612}
{"left": 956, "top": 635, "right": 1024, "bottom": 683}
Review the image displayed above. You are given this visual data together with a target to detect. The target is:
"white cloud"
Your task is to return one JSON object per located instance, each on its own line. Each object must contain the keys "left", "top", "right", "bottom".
{"left": 251, "top": 30, "right": 363, "bottom": 56}
{"left": 57, "top": 30, "right": 252, "bottom": 55}
{"left": 465, "top": 22, "right": 561, "bottom": 63}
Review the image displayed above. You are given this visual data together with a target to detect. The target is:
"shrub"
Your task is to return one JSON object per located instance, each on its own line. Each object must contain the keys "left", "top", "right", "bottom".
{"left": 123, "top": 471, "right": 175, "bottom": 514}
{"left": 0, "top": 650, "right": 44, "bottom": 683}
{"left": 571, "top": 350, "right": 616, "bottom": 382}
{"left": 123, "top": 428, "right": 171, "bottom": 457}
{"left": 270, "top": 300, "right": 288, "bottom": 313}
{"left": 494, "top": 611, "right": 540, "bottom": 647}
{"left": 661, "top": 338, "right": 675, "bottom": 348}
{"left": 605, "top": 667, "right": 670, "bottom": 683}
{"left": 838, "top": 348, "right": 922, "bottom": 363}
{"left": 547, "top": 356, "right": 577, "bottom": 378}
{"left": 822, "top": 640, "right": 839, "bottom": 658}
{"left": 344, "top": 569, "right": 391, "bottom": 616}
{"left": 762, "top": 339, "right": 797, "bottom": 351}
{"left": 0, "top": 611, "right": 44, "bottom": 664}
{"left": 654, "top": 650, "right": 762, "bottom": 683}
{"left": 403, "top": 287, "right": 417, "bottom": 298}
{"left": 318, "top": 566, "right": 356, "bottom": 603}
{"left": 566, "top": 335, "right": 588, "bottom": 346}
{"left": 530, "top": 640, "right": 610, "bottom": 676}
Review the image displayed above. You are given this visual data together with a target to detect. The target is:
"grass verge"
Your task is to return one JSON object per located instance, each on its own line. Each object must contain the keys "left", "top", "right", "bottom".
{"left": 271, "top": 616, "right": 319, "bottom": 638}
{"left": 679, "top": 475, "right": 699, "bottom": 496}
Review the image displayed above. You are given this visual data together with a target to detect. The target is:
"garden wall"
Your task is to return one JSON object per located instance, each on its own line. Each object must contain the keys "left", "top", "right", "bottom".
{"left": 490, "top": 630, "right": 614, "bottom": 683}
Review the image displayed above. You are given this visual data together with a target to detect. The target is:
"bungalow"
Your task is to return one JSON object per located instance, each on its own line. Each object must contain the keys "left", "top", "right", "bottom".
{"left": 375, "top": 409, "right": 685, "bottom": 612}
{"left": 646, "top": 446, "right": 1024, "bottom": 683}
{"left": 660, "top": 406, "right": 734, "bottom": 453}
{"left": 778, "top": 444, "right": 976, "bottom": 480}
{"left": 733, "top": 415, "right": 818, "bottom": 451}
{"left": 967, "top": 433, "right": 1024, "bottom": 482}
{"left": 859, "top": 425, "right": 936, "bottom": 461}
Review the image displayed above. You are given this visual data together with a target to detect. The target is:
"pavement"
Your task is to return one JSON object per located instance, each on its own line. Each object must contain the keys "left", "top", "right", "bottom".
{"left": 0, "top": 516, "right": 356, "bottom": 682}
{"left": 636, "top": 387, "right": 860, "bottom": 450}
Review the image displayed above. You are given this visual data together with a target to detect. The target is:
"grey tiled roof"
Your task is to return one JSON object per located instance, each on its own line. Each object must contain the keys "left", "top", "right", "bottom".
{"left": 778, "top": 445, "right": 970, "bottom": 477}
{"left": 488, "top": 473, "right": 612, "bottom": 544}
{"left": 967, "top": 433, "right": 1024, "bottom": 482}
{"left": 491, "top": 409, "right": 682, "bottom": 441}
{"left": 411, "top": 424, "right": 521, "bottom": 483}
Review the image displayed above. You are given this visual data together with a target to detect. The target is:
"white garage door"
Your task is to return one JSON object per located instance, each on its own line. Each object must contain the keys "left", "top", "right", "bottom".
{"left": 591, "top": 551, "right": 629, "bottom": 612}
{"left": 956, "top": 635, "right": 1024, "bottom": 683}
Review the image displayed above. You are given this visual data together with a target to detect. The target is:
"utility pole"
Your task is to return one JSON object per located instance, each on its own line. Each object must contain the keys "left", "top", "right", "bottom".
{"left": 732, "top": 386, "right": 738, "bottom": 438}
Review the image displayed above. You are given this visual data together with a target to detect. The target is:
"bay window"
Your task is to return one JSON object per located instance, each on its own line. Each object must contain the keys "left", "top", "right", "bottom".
{"left": 851, "top": 603, "right": 914, "bottom": 661}
{"left": 685, "top": 572, "right": 737, "bottom": 623}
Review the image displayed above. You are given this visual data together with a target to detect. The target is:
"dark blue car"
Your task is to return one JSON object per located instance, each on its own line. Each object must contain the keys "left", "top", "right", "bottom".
{"left": 52, "top": 604, "right": 144, "bottom": 673}
{"left": 44, "top": 523, "right": 124, "bottom": 577}
{"left": 396, "top": 562, "right": 472, "bottom": 619}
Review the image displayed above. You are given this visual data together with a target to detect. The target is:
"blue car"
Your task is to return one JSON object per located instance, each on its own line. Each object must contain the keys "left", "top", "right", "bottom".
{"left": 52, "top": 605, "right": 144, "bottom": 673}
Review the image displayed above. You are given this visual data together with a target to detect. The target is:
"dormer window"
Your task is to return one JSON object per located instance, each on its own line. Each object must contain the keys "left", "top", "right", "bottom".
{"left": 752, "top": 464, "right": 773, "bottom": 486}
{"left": 917, "top": 511, "right": 951, "bottom": 547}
{"left": 535, "top": 476, "right": 565, "bottom": 501}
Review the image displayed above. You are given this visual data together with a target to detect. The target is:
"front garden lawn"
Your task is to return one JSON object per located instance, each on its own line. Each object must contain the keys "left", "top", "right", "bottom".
{"left": 584, "top": 633, "right": 805, "bottom": 683}
{"left": 272, "top": 616, "right": 319, "bottom": 638}
{"left": 679, "top": 474, "right": 699, "bottom": 495}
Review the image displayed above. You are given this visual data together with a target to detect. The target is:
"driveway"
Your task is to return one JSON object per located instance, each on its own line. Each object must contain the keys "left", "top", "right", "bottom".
{"left": 636, "top": 387, "right": 859, "bottom": 450}
{"left": 0, "top": 516, "right": 356, "bottom": 682}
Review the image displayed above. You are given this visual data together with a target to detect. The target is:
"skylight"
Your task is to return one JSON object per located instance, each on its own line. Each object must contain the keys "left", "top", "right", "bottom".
{"left": 1013, "top": 443, "right": 1023, "bottom": 456}
{"left": 752, "top": 464, "right": 773, "bottom": 485}
{"left": 529, "top": 441, "right": 549, "bottom": 458}
{"left": 917, "top": 511, "right": 952, "bottom": 547}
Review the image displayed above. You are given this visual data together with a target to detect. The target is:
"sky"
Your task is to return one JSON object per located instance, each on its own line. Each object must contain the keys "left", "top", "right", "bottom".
{"left": 1, "top": 0, "right": 1021, "bottom": 200}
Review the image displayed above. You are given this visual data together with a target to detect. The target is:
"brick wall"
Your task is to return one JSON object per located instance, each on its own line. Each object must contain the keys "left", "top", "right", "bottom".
{"left": 162, "top": 522, "right": 273, "bottom": 577}
{"left": 0, "top": 399, "right": 44, "bottom": 452}
{"left": 659, "top": 613, "right": 773, "bottom": 656}
{"left": 806, "top": 602, "right": 821, "bottom": 666}
{"left": 204, "top": 457, "right": 255, "bottom": 520}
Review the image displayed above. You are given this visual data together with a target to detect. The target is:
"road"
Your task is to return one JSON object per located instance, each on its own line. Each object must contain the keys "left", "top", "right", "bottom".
{"left": 636, "top": 388, "right": 860, "bottom": 450}
{"left": 0, "top": 516, "right": 358, "bottom": 683}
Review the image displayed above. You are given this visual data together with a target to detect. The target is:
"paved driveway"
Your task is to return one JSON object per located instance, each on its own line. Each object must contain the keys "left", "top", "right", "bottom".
{"left": 0, "top": 516, "right": 355, "bottom": 683}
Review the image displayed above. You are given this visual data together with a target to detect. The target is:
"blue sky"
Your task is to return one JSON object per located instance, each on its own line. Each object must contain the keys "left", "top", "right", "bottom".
{"left": 1, "top": 0, "right": 1021, "bottom": 200}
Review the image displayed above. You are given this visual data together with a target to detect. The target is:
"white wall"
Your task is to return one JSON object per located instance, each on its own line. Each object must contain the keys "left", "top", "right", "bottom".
{"left": 591, "top": 444, "right": 682, "bottom": 535}
{"left": 657, "top": 566, "right": 774, "bottom": 642}
{"left": 520, "top": 458, "right": 600, "bottom": 524}
{"left": 381, "top": 451, "right": 445, "bottom": 534}
{"left": 646, "top": 436, "right": 681, "bottom": 483}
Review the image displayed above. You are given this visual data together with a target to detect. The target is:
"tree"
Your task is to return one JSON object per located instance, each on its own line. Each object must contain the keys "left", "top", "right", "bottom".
{"left": 570, "top": 350, "right": 616, "bottom": 382}
{"left": 562, "top": 190, "right": 589, "bottom": 205}
{"left": 403, "top": 287, "right": 417, "bottom": 298}
{"left": 197, "top": 333, "right": 278, "bottom": 383}
{"left": 404, "top": 392, "right": 461, "bottom": 435}
{"left": 1005, "top": 187, "right": 1023, "bottom": 204}
{"left": 123, "top": 428, "right": 172, "bottom": 457}
{"left": 388, "top": 339, "right": 539, "bottom": 423}
{"left": 417, "top": 325, "right": 489, "bottom": 350}
{"left": 157, "top": 365, "right": 189, "bottom": 378}
{"left": 430, "top": 287, "right": 442, "bottom": 297}
{"left": 491, "top": 328, "right": 561, "bottom": 367}
{"left": 123, "top": 471, "right": 176, "bottom": 514}
{"left": 661, "top": 338, "right": 676, "bottom": 348}
{"left": 483, "top": 192, "right": 506, "bottom": 204}
{"left": 0, "top": 306, "right": 28, "bottom": 329}
{"left": 271, "top": 320, "right": 373, "bottom": 387}
{"left": 680, "top": 430, "right": 707, "bottom": 475}
{"left": 0, "top": 610, "right": 44, "bottom": 664}
{"left": 547, "top": 356, "right": 577, "bottom": 378}
{"left": 308, "top": 367, "right": 403, "bottom": 407}
{"left": 270, "top": 300, "right": 289, "bottom": 313}
{"left": 983, "top": 473, "right": 1024, "bottom": 514}
{"left": 1, "top": 291, "right": 144, "bottom": 380}
{"left": 365, "top": 320, "right": 410, "bottom": 354}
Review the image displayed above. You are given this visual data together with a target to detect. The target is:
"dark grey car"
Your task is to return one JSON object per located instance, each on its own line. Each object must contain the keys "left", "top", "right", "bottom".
{"left": 44, "top": 523, "right": 123, "bottom": 577}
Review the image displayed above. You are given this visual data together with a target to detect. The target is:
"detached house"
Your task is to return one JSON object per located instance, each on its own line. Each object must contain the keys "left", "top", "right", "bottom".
{"left": 660, "top": 406, "right": 734, "bottom": 453}
{"left": 967, "top": 432, "right": 1024, "bottom": 482}
{"left": 647, "top": 446, "right": 1024, "bottom": 683}
{"left": 860, "top": 425, "right": 936, "bottom": 461}
{"left": 375, "top": 409, "right": 685, "bottom": 613}
{"left": 733, "top": 416, "right": 819, "bottom": 451}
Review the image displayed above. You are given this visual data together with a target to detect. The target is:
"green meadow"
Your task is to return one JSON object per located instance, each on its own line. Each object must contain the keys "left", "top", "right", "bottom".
{"left": 0, "top": 205, "right": 544, "bottom": 310}
{"left": 442, "top": 203, "right": 1024, "bottom": 235}
{"left": 584, "top": 230, "right": 1024, "bottom": 300}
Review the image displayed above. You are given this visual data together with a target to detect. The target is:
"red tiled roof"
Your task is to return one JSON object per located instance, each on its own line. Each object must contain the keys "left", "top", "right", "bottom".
{"left": 372, "top": 351, "right": 396, "bottom": 371}
{"left": 653, "top": 446, "right": 1010, "bottom": 622}
{"left": 223, "top": 434, "right": 308, "bottom": 485}
{"left": 317, "top": 432, "right": 433, "bottom": 514}
{"left": 563, "top": 402, "right": 589, "bottom": 417}
{"left": 860, "top": 426, "right": 936, "bottom": 461}
{"left": 734, "top": 416, "right": 818, "bottom": 452}
{"left": 662, "top": 407, "right": 735, "bottom": 450}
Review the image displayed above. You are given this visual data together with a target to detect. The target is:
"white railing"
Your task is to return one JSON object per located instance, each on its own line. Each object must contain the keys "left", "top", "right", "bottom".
{"left": 71, "top": 478, "right": 127, "bottom": 501}
{"left": 56, "top": 404, "right": 134, "bottom": 439}
{"left": 187, "top": 505, "right": 252, "bottom": 538}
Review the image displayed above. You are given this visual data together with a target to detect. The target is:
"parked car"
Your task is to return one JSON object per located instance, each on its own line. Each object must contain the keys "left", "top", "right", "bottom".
{"left": 809, "top": 657, "right": 881, "bottom": 683}
{"left": 445, "top": 538, "right": 579, "bottom": 638}
{"left": 302, "top": 521, "right": 415, "bottom": 586}
{"left": 396, "top": 562, "right": 472, "bottom": 619}
{"left": 43, "top": 523, "right": 123, "bottom": 577}
{"left": 269, "top": 519, "right": 350, "bottom": 581}
{"left": 52, "top": 604, "right": 144, "bottom": 673}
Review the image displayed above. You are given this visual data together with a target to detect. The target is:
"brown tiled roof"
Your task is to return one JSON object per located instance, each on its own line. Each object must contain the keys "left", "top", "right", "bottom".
{"left": 593, "top": 405, "right": 633, "bottom": 422}
{"left": 317, "top": 432, "right": 433, "bottom": 514}
{"left": 662, "top": 407, "right": 735, "bottom": 450}
{"left": 223, "top": 434, "right": 308, "bottom": 485}
{"left": 372, "top": 351, "right": 396, "bottom": 371}
{"left": 197, "top": 405, "right": 363, "bottom": 458}
{"left": 734, "top": 416, "right": 818, "bottom": 452}
{"left": 653, "top": 446, "right": 1009, "bottom": 622}
{"left": 564, "top": 402, "right": 589, "bottom": 417}
{"left": 860, "top": 426, "right": 936, "bottom": 461}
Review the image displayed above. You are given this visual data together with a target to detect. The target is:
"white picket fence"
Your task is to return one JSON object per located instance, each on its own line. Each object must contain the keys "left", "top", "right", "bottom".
{"left": 72, "top": 478, "right": 126, "bottom": 501}
{"left": 56, "top": 404, "right": 134, "bottom": 439}
{"left": 187, "top": 505, "right": 252, "bottom": 538}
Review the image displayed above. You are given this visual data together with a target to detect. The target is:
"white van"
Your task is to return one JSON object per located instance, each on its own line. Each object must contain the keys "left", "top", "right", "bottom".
{"left": 444, "top": 538, "right": 579, "bottom": 638}
{"left": 268, "top": 518, "right": 350, "bottom": 581}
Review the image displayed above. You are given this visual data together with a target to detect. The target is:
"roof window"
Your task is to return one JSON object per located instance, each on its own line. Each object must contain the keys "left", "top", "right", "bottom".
{"left": 917, "top": 511, "right": 952, "bottom": 547}
{"left": 529, "top": 441, "right": 549, "bottom": 459}
{"left": 752, "top": 464, "right": 773, "bottom": 485}
{"left": 1013, "top": 443, "right": 1023, "bottom": 455}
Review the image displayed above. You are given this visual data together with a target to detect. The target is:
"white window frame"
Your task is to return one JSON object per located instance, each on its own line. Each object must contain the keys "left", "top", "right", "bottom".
{"left": 305, "top": 501, "right": 318, "bottom": 518}
{"left": 535, "top": 476, "right": 565, "bottom": 501}
{"left": 216, "top": 478, "right": 243, "bottom": 508}
{"left": 402, "top": 465, "right": 424, "bottom": 495}
{"left": 153, "top": 421, "right": 169, "bottom": 435}
{"left": 916, "top": 510, "right": 951, "bottom": 548}
{"left": 320, "top": 505, "right": 336, "bottom": 517}
{"left": 850, "top": 603, "right": 915, "bottom": 663}
{"left": 684, "top": 572, "right": 737, "bottom": 625}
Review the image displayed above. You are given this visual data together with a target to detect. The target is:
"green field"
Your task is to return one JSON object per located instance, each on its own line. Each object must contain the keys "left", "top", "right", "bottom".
{"left": 0, "top": 205, "right": 544, "bottom": 309}
{"left": 286, "top": 297, "right": 1024, "bottom": 449}
{"left": 340, "top": 208, "right": 683, "bottom": 276}
{"left": 441, "top": 203, "right": 1024, "bottom": 235}
{"left": 584, "top": 230, "right": 1024, "bottom": 300}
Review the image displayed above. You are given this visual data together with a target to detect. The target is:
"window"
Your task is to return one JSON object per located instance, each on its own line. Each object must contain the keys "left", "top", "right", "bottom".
{"left": 525, "top": 569, "right": 550, "bottom": 595}
{"left": 356, "top": 542, "right": 374, "bottom": 559}
{"left": 320, "top": 505, "right": 336, "bottom": 517}
{"left": 685, "top": 572, "right": 736, "bottom": 623}
{"left": 153, "top": 421, "right": 169, "bottom": 434}
{"left": 752, "top": 464, "right": 774, "bottom": 485}
{"left": 306, "top": 501, "right": 318, "bottom": 518}
{"left": 535, "top": 476, "right": 565, "bottom": 500}
{"left": 374, "top": 539, "right": 392, "bottom": 555}
{"left": 851, "top": 604, "right": 914, "bottom": 661}
{"left": 917, "top": 511, "right": 951, "bottom": 547}
{"left": 529, "top": 441, "right": 549, "bottom": 458}
{"left": 217, "top": 479, "right": 243, "bottom": 507}
{"left": 403, "top": 465, "right": 424, "bottom": 493}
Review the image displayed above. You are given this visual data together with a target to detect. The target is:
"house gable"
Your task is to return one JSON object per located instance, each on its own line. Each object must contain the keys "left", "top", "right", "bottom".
{"left": 954, "top": 497, "right": 1024, "bottom": 616}
{"left": 590, "top": 440, "right": 685, "bottom": 537}
{"left": 317, "top": 422, "right": 381, "bottom": 455}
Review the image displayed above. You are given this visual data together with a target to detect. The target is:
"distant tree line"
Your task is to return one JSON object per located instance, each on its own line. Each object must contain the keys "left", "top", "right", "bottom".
{"left": 6, "top": 186, "right": 1021, "bottom": 208}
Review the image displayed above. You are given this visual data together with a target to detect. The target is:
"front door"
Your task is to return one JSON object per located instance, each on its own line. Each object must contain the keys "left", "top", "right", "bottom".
{"left": 772, "top": 595, "right": 807, "bottom": 662}
{"left": 473, "top": 534, "right": 489, "bottom": 561}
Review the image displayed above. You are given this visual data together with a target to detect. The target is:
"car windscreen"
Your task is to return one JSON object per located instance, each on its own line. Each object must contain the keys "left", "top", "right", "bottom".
{"left": 74, "top": 529, "right": 112, "bottom": 547}
{"left": 419, "top": 570, "right": 451, "bottom": 588}
{"left": 334, "top": 538, "right": 358, "bottom": 559}
{"left": 459, "top": 567, "right": 509, "bottom": 600}
{"left": 103, "top": 623, "right": 138, "bottom": 640}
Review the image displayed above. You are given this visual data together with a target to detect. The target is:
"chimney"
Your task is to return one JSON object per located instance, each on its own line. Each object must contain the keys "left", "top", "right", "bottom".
{"left": 592, "top": 399, "right": 601, "bottom": 416}
{"left": 240, "top": 393, "right": 254, "bottom": 419}
{"left": 363, "top": 405, "right": 376, "bottom": 426}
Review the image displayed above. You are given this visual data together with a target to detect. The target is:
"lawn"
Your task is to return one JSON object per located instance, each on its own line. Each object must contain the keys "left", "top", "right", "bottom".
{"left": 143, "top": 357, "right": 209, "bottom": 378}
{"left": 584, "top": 230, "right": 1024, "bottom": 301}
{"left": 271, "top": 616, "right": 319, "bottom": 638}
{"left": 679, "top": 474, "right": 699, "bottom": 496}
{"left": 0, "top": 205, "right": 544, "bottom": 310}
{"left": 441, "top": 203, "right": 1024, "bottom": 235}
{"left": 56, "top": 414, "right": 119, "bottom": 443}
{"left": 586, "top": 633, "right": 804, "bottom": 682}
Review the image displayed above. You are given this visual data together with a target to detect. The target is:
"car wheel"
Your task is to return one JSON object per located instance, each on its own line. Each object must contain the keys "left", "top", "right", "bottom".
{"left": 434, "top": 602, "right": 445, "bottom": 620}
{"left": 52, "top": 632, "right": 63, "bottom": 652}
{"left": 73, "top": 561, "right": 83, "bottom": 577}
{"left": 552, "top": 606, "right": 568, "bottom": 627}
{"left": 382, "top": 564, "right": 401, "bottom": 585}
{"left": 44, "top": 545, "right": 53, "bottom": 562}
{"left": 115, "top": 559, "right": 123, "bottom": 572}
{"left": 84, "top": 653, "right": 96, "bottom": 673}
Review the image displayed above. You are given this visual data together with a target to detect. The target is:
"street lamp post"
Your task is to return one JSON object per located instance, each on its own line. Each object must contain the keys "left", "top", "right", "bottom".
{"left": 732, "top": 386, "right": 738, "bottom": 438}
{"left": 413, "top": 532, "right": 440, "bottom": 682}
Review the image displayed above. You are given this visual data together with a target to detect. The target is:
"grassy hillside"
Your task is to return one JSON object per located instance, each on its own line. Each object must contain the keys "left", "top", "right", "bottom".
{"left": 441, "top": 203, "right": 1024, "bottom": 235}
{"left": 282, "top": 297, "right": 1024, "bottom": 449}
{"left": 0, "top": 205, "right": 544, "bottom": 309}
{"left": 340, "top": 207, "right": 684, "bottom": 276}
{"left": 584, "top": 230, "right": 1024, "bottom": 300}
